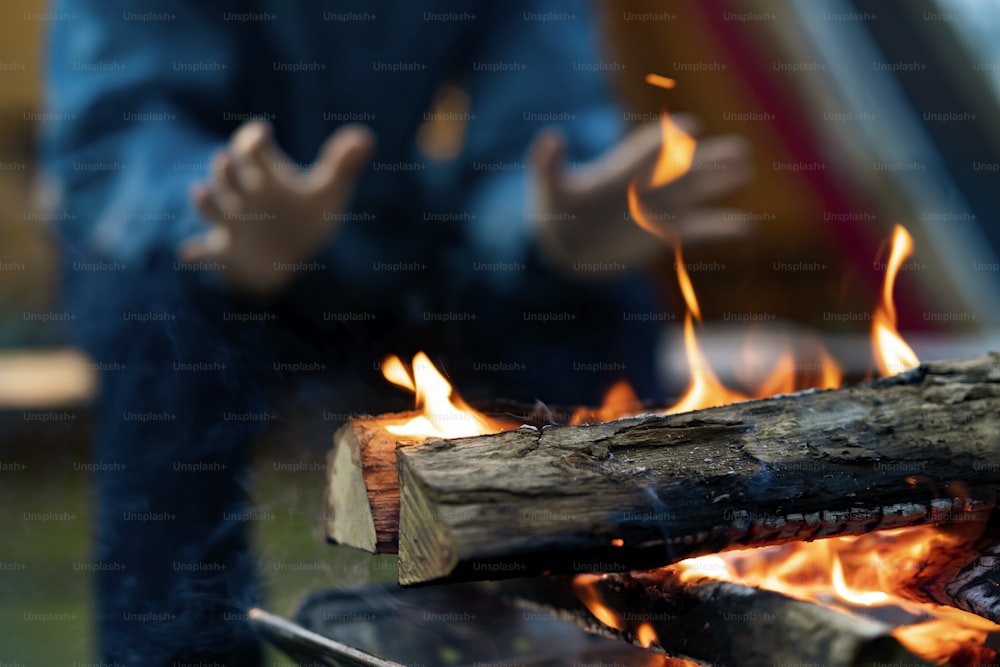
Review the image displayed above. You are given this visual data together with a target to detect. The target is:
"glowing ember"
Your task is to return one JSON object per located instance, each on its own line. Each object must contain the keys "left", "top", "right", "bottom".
{"left": 382, "top": 352, "right": 501, "bottom": 439}
{"left": 873, "top": 225, "right": 920, "bottom": 377}
{"left": 645, "top": 73, "right": 677, "bottom": 90}
{"left": 669, "top": 526, "right": 1000, "bottom": 663}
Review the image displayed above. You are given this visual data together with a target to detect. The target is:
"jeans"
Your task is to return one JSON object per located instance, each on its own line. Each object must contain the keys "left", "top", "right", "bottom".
{"left": 73, "top": 258, "right": 659, "bottom": 664}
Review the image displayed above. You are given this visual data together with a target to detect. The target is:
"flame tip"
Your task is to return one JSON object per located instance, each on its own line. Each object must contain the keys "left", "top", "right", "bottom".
{"left": 381, "top": 351, "right": 500, "bottom": 439}
{"left": 873, "top": 224, "right": 919, "bottom": 377}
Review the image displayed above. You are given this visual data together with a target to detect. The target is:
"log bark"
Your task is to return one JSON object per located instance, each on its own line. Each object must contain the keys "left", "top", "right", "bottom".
{"left": 496, "top": 574, "right": 933, "bottom": 667}
{"left": 396, "top": 353, "right": 1000, "bottom": 585}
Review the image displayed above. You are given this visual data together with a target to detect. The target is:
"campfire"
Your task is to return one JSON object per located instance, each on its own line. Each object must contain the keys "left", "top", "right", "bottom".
{"left": 312, "top": 76, "right": 1000, "bottom": 667}
{"left": 323, "top": 309, "right": 1000, "bottom": 665}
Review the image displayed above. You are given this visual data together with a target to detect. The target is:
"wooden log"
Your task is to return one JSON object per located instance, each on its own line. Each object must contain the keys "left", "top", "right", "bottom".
{"left": 929, "top": 539, "right": 1000, "bottom": 624}
{"left": 496, "top": 574, "right": 933, "bottom": 667}
{"left": 396, "top": 353, "right": 1000, "bottom": 585}
{"left": 325, "top": 412, "right": 413, "bottom": 553}
{"left": 325, "top": 402, "right": 563, "bottom": 553}
{"left": 899, "top": 515, "right": 1000, "bottom": 625}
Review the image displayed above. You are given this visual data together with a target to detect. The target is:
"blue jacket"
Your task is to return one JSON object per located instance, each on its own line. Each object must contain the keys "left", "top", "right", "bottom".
{"left": 43, "top": 0, "right": 661, "bottom": 405}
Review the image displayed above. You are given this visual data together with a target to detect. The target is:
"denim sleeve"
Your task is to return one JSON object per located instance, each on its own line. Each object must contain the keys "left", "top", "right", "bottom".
{"left": 40, "top": 0, "right": 246, "bottom": 273}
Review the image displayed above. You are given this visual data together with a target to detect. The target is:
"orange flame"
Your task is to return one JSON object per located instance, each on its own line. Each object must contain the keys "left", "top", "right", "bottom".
{"left": 570, "top": 379, "right": 643, "bottom": 425}
{"left": 895, "top": 618, "right": 998, "bottom": 664}
{"left": 671, "top": 526, "right": 999, "bottom": 663}
{"left": 872, "top": 225, "right": 920, "bottom": 377}
{"left": 382, "top": 355, "right": 416, "bottom": 392}
{"left": 572, "top": 574, "right": 626, "bottom": 632}
{"left": 629, "top": 145, "right": 745, "bottom": 414}
{"left": 626, "top": 77, "right": 884, "bottom": 412}
{"left": 650, "top": 112, "right": 697, "bottom": 189}
{"left": 755, "top": 349, "right": 796, "bottom": 398}
{"left": 752, "top": 343, "right": 843, "bottom": 398}
{"left": 664, "top": 239, "right": 749, "bottom": 413}
{"left": 672, "top": 244, "right": 701, "bottom": 324}
{"left": 572, "top": 82, "right": 955, "bottom": 664}
{"left": 381, "top": 352, "right": 501, "bottom": 439}
{"left": 627, "top": 182, "right": 677, "bottom": 245}
{"left": 640, "top": 74, "right": 694, "bottom": 189}
{"left": 816, "top": 344, "right": 843, "bottom": 390}
{"left": 665, "top": 311, "right": 750, "bottom": 414}
{"left": 573, "top": 575, "right": 664, "bottom": 654}
{"left": 630, "top": 194, "right": 846, "bottom": 412}
{"left": 636, "top": 621, "right": 658, "bottom": 649}
{"left": 626, "top": 83, "right": 749, "bottom": 414}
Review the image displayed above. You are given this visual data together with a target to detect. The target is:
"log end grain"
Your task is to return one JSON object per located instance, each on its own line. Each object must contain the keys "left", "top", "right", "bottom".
{"left": 327, "top": 425, "right": 377, "bottom": 553}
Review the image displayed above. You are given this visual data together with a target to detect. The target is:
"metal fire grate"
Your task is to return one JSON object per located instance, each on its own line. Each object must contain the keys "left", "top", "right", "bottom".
{"left": 249, "top": 581, "right": 664, "bottom": 667}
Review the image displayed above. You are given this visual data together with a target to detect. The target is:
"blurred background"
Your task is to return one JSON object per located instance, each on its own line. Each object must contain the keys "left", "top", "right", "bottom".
{"left": 1, "top": 0, "right": 999, "bottom": 663}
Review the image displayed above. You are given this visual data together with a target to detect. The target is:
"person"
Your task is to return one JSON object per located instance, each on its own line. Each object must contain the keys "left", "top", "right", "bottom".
{"left": 42, "top": 0, "right": 752, "bottom": 663}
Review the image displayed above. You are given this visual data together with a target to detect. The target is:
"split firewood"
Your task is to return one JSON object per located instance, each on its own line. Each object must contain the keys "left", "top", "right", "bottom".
{"left": 325, "top": 401, "right": 559, "bottom": 552}
{"left": 325, "top": 412, "right": 414, "bottom": 554}
{"left": 497, "top": 574, "right": 933, "bottom": 667}
{"left": 394, "top": 353, "right": 1000, "bottom": 584}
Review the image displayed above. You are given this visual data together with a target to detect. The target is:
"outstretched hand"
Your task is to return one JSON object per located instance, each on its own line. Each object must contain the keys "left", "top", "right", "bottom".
{"left": 529, "top": 118, "right": 753, "bottom": 280}
{"left": 181, "top": 121, "right": 375, "bottom": 296}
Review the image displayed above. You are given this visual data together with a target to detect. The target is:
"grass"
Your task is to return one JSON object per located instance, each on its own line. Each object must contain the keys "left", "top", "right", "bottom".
{"left": 0, "top": 420, "right": 396, "bottom": 665}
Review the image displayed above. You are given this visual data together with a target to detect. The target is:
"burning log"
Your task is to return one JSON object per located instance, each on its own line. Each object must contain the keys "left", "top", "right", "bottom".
{"left": 325, "top": 403, "right": 535, "bottom": 553}
{"left": 497, "top": 574, "right": 933, "bottom": 667}
{"left": 391, "top": 353, "right": 1000, "bottom": 585}
{"left": 325, "top": 353, "right": 531, "bottom": 553}
{"left": 899, "top": 517, "right": 1000, "bottom": 625}
{"left": 928, "top": 538, "right": 1000, "bottom": 624}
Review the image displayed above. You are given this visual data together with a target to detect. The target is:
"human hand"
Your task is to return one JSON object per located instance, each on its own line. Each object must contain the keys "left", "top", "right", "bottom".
{"left": 181, "top": 121, "right": 375, "bottom": 296}
{"left": 529, "top": 118, "right": 753, "bottom": 279}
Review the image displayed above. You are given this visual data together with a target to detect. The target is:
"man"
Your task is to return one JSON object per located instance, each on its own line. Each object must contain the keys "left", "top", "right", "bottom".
{"left": 43, "top": 0, "right": 751, "bottom": 663}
